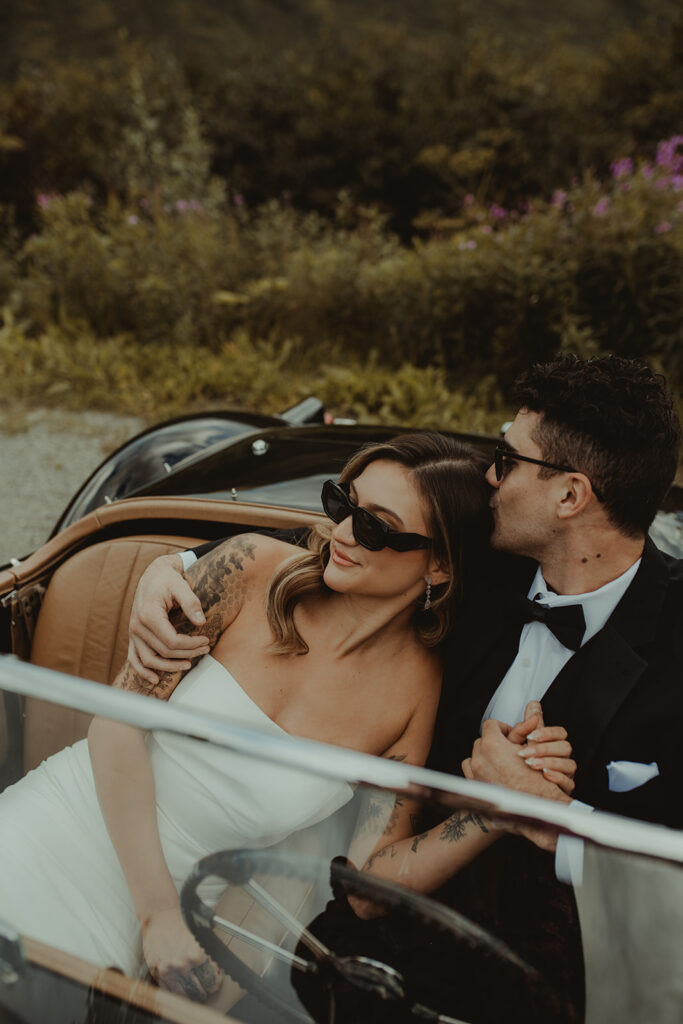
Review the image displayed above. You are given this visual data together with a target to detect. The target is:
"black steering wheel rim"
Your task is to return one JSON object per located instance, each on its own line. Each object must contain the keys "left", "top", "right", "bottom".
{"left": 180, "top": 847, "right": 543, "bottom": 1023}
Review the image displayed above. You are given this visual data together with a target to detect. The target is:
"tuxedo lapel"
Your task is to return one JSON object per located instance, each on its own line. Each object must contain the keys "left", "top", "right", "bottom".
{"left": 539, "top": 627, "right": 646, "bottom": 771}
{"left": 536, "top": 539, "right": 668, "bottom": 773}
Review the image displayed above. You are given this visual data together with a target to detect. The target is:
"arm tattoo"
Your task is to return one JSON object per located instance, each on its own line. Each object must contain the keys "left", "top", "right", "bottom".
{"left": 411, "top": 832, "right": 429, "bottom": 853}
{"left": 439, "top": 810, "right": 490, "bottom": 843}
{"left": 365, "top": 847, "right": 389, "bottom": 870}
{"left": 116, "top": 535, "right": 257, "bottom": 700}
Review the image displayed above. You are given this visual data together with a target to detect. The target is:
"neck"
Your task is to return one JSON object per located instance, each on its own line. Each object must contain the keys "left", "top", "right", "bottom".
{"left": 305, "top": 587, "right": 421, "bottom": 657}
{"left": 538, "top": 526, "right": 645, "bottom": 596}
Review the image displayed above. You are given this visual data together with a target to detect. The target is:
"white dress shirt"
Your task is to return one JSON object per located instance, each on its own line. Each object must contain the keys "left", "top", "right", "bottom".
{"left": 482, "top": 557, "right": 641, "bottom": 885}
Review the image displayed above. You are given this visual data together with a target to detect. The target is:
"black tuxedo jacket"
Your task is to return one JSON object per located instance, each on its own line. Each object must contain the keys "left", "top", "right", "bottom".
{"left": 430, "top": 537, "right": 683, "bottom": 829}
{"left": 422, "top": 538, "right": 683, "bottom": 1021}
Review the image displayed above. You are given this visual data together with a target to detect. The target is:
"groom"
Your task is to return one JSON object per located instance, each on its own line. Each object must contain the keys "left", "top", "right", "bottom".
{"left": 432, "top": 354, "right": 682, "bottom": 827}
{"left": 127, "top": 354, "right": 682, "bottom": 1016}
{"left": 417, "top": 353, "right": 682, "bottom": 1020}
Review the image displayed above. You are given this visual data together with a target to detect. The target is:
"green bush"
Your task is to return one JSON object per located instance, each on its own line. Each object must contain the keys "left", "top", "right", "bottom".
{"left": 3, "top": 6, "right": 683, "bottom": 234}
{"left": 6, "top": 139, "right": 682, "bottom": 400}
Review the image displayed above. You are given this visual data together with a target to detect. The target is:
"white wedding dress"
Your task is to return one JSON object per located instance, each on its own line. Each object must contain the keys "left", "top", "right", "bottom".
{"left": 0, "top": 656, "right": 353, "bottom": 975}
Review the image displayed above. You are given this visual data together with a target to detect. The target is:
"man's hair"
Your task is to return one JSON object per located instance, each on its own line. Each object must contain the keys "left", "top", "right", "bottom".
{"left": 514, "top": 354, "right": 681, "bottom": 536}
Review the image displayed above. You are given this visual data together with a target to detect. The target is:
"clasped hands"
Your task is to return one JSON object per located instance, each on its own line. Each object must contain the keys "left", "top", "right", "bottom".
{"left": 462, "top": 701, "right": 575, "bottom": 851}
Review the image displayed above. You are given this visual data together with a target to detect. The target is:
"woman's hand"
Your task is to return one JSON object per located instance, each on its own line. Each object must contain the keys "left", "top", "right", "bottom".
{"left": 128, "top": 555, "right": 210, "bottom": 684}
{"left": 141, "top": 906, "right": 223, "bottom": 1002}
{"left": 508, "top": 701, "right": 576, "bottom": 797}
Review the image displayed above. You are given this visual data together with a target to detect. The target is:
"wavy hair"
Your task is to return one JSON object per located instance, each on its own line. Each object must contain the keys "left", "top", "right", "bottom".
{"left": 266, "top": 433, "right": 491, "bottom": 654}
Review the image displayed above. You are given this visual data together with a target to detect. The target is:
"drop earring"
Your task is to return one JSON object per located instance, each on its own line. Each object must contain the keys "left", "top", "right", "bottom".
{"left": 424, "top": 576, "right": 432, "bottom": 611}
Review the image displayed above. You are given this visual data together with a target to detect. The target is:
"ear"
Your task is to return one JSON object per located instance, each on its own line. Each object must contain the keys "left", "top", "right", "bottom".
{"left": 426, "top": 559, "right": 450, "bottom": 588}
{"left": 556, "top": 474, "right": 594, "bottom": 520}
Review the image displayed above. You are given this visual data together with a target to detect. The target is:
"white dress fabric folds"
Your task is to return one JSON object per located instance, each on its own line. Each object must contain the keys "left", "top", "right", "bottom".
{"left": 0, "top": 656, "right": 353, "bottom": 974}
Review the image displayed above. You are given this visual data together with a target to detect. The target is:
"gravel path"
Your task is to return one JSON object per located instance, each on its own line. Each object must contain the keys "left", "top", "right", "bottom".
{"left": 0, "top": 407, "right": 144, "bottom": 565}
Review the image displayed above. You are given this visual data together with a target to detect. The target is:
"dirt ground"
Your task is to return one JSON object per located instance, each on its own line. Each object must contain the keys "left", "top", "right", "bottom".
{"left": 0, "top": 406, "right": 144, "bottom": 565}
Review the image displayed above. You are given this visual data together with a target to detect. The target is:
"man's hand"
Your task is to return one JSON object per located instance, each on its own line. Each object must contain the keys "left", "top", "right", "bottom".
{"left": 128, "top": 555, "right": 209, "bottom": 684}
{"left": 462, "top": 710, "right": 573, "bottom": 852}
{"left": 463, "top": 717, "right": 574, "bottom": 801}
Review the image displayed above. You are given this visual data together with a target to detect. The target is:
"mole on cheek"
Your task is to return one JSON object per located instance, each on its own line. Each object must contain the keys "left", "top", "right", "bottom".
{"left": 581, "top": 557, "right": 588, "bottom": 564}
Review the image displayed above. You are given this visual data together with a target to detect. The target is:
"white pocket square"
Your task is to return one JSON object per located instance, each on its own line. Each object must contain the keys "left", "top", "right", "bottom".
{"left": 607, "top": 760, "right": 660, "bottom": 793}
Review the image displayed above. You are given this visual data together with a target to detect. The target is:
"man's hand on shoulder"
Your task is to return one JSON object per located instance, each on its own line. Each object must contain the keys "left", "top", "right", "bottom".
{"left": 128, "top": 553, "right": 210, "bottom": 685}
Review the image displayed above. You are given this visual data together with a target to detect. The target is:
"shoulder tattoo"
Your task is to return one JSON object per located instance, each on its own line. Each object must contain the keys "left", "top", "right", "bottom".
{"left": 116, "top": 535, "right": 257, "bottom": 699}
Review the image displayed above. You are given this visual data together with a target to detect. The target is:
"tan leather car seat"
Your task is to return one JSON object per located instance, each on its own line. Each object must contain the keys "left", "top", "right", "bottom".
{"left": 25, "top": 535, "right": 205, "bottom": 772}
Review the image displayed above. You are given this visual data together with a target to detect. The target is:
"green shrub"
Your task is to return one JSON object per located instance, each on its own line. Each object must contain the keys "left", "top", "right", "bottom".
{"left": 7, "top": 136, "right": 682, "bottom": 398}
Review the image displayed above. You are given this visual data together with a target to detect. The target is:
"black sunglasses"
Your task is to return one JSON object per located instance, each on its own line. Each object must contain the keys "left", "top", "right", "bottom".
{"left": 321, "top": 480, "right": 432, "bottom": 552}
{"left": 493, "top": 444, "right": 604, "bottom": 501}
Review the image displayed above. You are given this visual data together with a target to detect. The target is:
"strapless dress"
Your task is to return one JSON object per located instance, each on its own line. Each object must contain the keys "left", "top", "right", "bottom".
{"left": 0, "top": 656, "right": 353, "bottom": 974}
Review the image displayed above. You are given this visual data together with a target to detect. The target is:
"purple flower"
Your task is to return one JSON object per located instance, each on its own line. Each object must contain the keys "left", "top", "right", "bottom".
{"left": 176, "top": 200, "right": 189, "bottom": 213}
{"left": 618, "top": 181, "right": 631, "bottom": 192}
{"left": 458, "top": 239, "right": 477, "bottom": 251}
{"left": 655, "top": 222, "right": 672, "bottom": 234}
{"left": 479, "top": 224, "right": 492, "bottom": 234}
{"left": 592, "top": 197, "right": 610, "bottom": 217}
{"left": 551, "top": 189, "right": 567, "bottom": 208}
{"left": 489, "top": 204, "right": 507, "bottom": 220}
{"left": 36, "top": 192, "right": 58, "bottom": 209}
{"left": 671, "top": 175, "right": 683, "bottom": 191}
{"left": 611, "top": 157, "right": 633, "bottom": 179}
{"left": 641, "top": 164, "right": 654, "bottom": 180}
{"left": 463, "top": 193, "right": 476, "bottom": 208}
{"left": 233, "top": 194, "right": 245, "bottom": 207}
{"left": 127, "top": 214, "right": 139, "bottom": 225}
{"left": 656, "top": 136, "right": 683, "bottom": 172}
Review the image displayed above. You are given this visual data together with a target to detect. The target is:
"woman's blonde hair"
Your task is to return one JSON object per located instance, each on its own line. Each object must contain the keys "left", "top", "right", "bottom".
{"left": 266, "top": 433, "right": 491, "bottom": 654}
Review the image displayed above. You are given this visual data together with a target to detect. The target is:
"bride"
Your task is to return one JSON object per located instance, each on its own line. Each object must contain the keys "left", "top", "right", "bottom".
{"left": 0, "top": 432, "right": 566, "bottom": 1003}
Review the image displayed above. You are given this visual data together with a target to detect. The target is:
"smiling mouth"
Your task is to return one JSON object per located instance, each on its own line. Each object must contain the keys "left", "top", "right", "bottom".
{"left": 331, "top": 544, "right": 358, "bottom": 567}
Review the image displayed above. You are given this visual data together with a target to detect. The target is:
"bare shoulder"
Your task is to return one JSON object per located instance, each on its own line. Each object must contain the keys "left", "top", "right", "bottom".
{"left": 379, "top": 647, "right": 442, "bottom": 763}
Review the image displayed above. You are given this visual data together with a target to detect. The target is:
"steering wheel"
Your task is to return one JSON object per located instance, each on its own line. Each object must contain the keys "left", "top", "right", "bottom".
{"left": 180, "top": 848, "right": 543, "bottom": 1023}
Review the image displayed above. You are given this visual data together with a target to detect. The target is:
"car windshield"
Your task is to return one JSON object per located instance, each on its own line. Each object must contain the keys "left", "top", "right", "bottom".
{"left": 1, "top": 660, "right": 683, "bottom": 1024}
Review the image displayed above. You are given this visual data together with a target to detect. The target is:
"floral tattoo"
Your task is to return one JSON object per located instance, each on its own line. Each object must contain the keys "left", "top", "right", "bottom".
{"left": 116, "top": 535, "right": 257, "bottom": 699}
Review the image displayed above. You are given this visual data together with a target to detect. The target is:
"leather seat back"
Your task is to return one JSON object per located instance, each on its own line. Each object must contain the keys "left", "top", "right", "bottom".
{"left": 25, "top": 535, "right": 205, "bottom": 771}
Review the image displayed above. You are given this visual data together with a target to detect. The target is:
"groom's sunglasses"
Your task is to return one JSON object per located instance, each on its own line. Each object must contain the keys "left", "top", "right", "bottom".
{"left": 493, "top": 444, "right": 603, "bottom": 501}
{"left": 321, "top": 480, "right": 432, "bottom": 552}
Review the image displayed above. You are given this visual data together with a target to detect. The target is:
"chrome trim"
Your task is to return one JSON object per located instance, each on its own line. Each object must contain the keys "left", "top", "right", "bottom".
{"left": 1, "top": 655, "right": 682, "bottom": 865}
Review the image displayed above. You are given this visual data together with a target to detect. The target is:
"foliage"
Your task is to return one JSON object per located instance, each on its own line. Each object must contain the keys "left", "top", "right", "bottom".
{"left": 0, "top": 313, "right": 508, "bottom": 434}
{"left": 5, "top": 139, "right": 682, "bottom": 400}
{"left": 0, "top": 5, "right": 681, "bottom": 433}
{"left": 2, "top": 7, "right": 682, "bottom": 234}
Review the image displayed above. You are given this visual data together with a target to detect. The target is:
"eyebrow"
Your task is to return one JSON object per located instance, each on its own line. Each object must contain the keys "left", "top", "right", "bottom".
{"left": 349, "top": 481, "right": 405, "bottom": 526}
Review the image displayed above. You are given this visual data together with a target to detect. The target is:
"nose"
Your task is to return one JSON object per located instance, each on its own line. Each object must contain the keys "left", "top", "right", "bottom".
{"left": 333, "top": 513, "right": 357, "bottom": 546}
{"left": 485, "top": 462, "right": 500, "bottom": 488}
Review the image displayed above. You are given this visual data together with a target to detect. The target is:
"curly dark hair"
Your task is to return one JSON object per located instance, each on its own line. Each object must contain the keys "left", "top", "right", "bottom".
{"left": 514, "top": 354, "right": 681, "bottom": 536}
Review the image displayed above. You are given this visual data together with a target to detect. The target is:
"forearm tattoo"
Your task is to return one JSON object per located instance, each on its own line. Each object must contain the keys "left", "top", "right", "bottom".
{"left": 439, "top": 810, "right": 489, "bottom": 842}
{"left": 116, "top": 535, "right": 257, "bottom": 699}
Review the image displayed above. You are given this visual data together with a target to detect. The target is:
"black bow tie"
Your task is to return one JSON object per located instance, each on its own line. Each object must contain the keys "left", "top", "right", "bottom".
{"left": 516, "top": 596, "right": 586, "bottom": 651}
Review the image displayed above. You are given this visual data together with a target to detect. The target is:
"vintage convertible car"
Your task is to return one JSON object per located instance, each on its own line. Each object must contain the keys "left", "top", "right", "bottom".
{"left": 1, "top": 401, "right": 682, "bottom": 1024}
